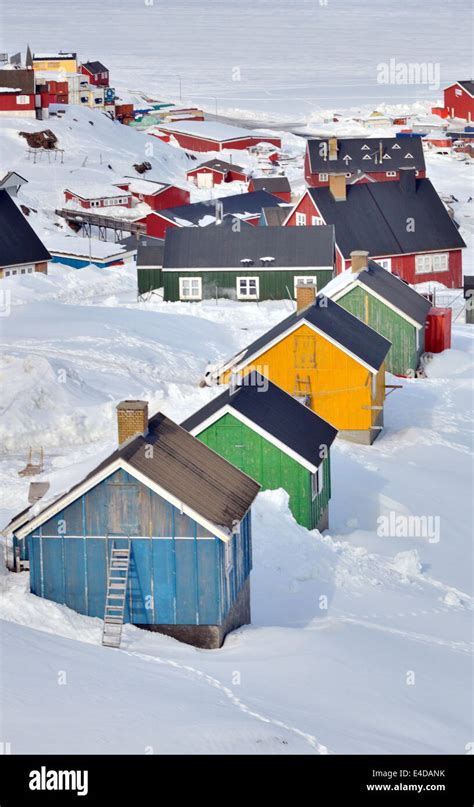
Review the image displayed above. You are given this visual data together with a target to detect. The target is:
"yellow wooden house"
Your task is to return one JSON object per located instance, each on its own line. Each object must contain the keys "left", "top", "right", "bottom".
{"left": 209, "top": 284, "right": 392, "bottom": 445}
{"left": 32, "top": 52, "right": 78, "bottom": 74}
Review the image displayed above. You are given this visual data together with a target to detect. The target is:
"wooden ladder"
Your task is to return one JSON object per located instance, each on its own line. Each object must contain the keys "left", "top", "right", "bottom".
{"left": 102, "top": 540, "right": 131, "bottom": 649}
{"left": 293, "top": 374, "right": 311, "bottom": 405}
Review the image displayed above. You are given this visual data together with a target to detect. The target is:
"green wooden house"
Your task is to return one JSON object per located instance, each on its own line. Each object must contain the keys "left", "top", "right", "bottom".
{"left": 162, "top": 224, "right": 335, "bottom": 302}
{"left": 181, "top": 371, "right": 338, "bottom": 531}
{"left": 321, "top": 252, "right": 432, "bottom": 376}
{"left": 136, "top": 236, "right": 164, "bottom": 299}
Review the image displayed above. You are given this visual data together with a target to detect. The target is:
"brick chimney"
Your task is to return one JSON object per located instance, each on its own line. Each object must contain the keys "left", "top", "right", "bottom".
{"left": 296, "top": 282, "right": 317, "bottom": 312}
{"left": 328, "top": 136, "right": 338, "bottom": 160}
{"left": 329, "top": 173, "right": 346, "bottom": 201}
{"left": 117, "top": 400, "right": 149, "bottom": 446}
{"left": 350, "top": 250, "right": 369, "bottom": 273}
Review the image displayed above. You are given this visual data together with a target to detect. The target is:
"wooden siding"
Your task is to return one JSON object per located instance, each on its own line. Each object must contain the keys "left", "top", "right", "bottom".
{"left": 336, "top": 285, "right": 422, "bottom": 376}
{"left": 20, "top": 468, "right": 252, "bottom": 626}
{"left": 196, "top": 412, "right": 330, "bottom": 529}
{"left": 137, "top": 267, "right": 162, "bottom": 295}
{"left": 163, "top": 269, "right": 333, "bottom": 302}
{"left": 222, "top": 323, "right": 384, "bottom": 432}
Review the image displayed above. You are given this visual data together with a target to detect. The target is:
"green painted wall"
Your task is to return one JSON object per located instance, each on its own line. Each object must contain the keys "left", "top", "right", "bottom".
{"left": 137, "top": 267, "right": 162, "bottom": 295}
{"left": 336, "top": 286, "right": 423, "bottom": 376}
{"left": 163, "top": 269, "right": 333, "bottom": 302}
{"left": 195, "top": 412, "right": 331, "bottom": 530}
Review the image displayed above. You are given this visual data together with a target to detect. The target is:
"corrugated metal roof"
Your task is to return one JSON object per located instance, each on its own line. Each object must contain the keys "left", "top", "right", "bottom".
{"left": 182, "top": 371, "right": 337, "bottom": 467}
{"left": 162, "top": 223, "right": 335, "bottom": 269}
{"left": 10, "top": 413, "right": 260, "bottom": 538}
{"left": 308, "top": 178, "right": 466, "bottom": 258}
{"left": 250, "top": 177, "right": 291, "bottom": 194}
{"left": 137, "top": 236, "right": 165, "bottom": 268}
{"left": 0, "top": 190, "right": 51, "bottom": 267}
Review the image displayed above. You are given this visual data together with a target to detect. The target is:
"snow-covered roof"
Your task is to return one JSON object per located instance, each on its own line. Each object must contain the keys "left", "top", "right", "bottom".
{"left": 47, "top": 235, "right": 130, "bottom": 259}
{"left": 120, "top": 177, "right": 167, "bottom": 195}
{"left": 65, "top": 183, "right": 131, "bottom": 200}
{"left": 158, "top": 119, "right": 266, "bottom": 142}
{"left": 0, "top": 87, "right": 22, "bottom": 93}
{"left": 33, "top": 52, "right": 76, "bottom": 59}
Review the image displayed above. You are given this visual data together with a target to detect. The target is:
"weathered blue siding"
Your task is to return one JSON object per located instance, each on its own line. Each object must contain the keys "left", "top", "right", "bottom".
{"left": 50, "top": 255, "right": 125, "bottom": 269}
{"left": 20, "top": 468, "right": 252, "bottom": 627}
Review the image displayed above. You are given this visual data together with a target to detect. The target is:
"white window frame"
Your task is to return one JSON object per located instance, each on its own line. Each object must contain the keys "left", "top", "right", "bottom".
{"left": 415, "top": 253, "right": 449, "bottom": 275}
{"left": 311, "top": 464, "right": 324, "bottom": 499}
{"left": 294, "top": 275, "right": 317, "bottom": 298}
{"left": 375, "top": 258, "right": 392, "bottom": 272}
{"left": 295, "top": 212, "right": 307, "bottom": 226}
{"left": 16, "top": 95, "right": 30, "bottom": 105}
{"left": 312, "top": 216, "right": 323, "bottom": 225}
{"left": 236, "top": 276, "right": 259, "bottom": 300}
{"left": 318, "top": 173, "right": 328, "bottom": 181}
{"left": 90, "top": 199, "right": 100, "bottom": 208}
{"left": 386, "top": 171, "right": 396, "bottom": 177}
{"left": 179, "top": 276, "right": 202, "bottom": 300}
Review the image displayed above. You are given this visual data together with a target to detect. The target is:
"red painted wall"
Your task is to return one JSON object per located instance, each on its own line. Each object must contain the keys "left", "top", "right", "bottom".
{"left": 286, "top": 192, "right": 462, "bottom": 288}
{"left": 444, "top": 85, "right": 474, "bottom": 121}
{"left": 425, "top": 307, "right": 452, "bottom": 352}
{"left": 342, "top": 251, "right": 462, "bottom": 288}
{"left": 146, "top": 213, "right": 178, "bottom": 239}
{"left": 0, "top": 93, "right": 35, "bottom": 111}
{"left": 81, "top": 65, "right": 109, "bottom": 87}
{"left": 164, "top": 129, "right": 281, "bottom": 152}
{"left": 304, "top": 150, "right": 426, "bottom": 186}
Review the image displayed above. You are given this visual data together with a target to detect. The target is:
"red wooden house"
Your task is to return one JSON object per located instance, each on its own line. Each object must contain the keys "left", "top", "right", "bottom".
{"left": 146, "top": 190, "right": 284, "bottom": 239}
{"left": 304, "top": 136, "right": 426, "bottom": 188}
{"left": 186, "top": 159, "right": 248, "bottom": 188}
{"left": 247, "top": 176, "right": 291, "bottom": 202}
{"left": 80, "top": 61, "right": 110, "bottom": 87}
{"left": 0, "top": 87, "right": 36, "bottom": 118}
{"left": 157, "top": 120, "right": 281, "bottom": 153}
{"left": 283, "top": 170, "right": 465, "bottom": 288}
{"left": 64, "top": 184, "right": 132, "bottom": 210}
{"left": 114, "top": 178, "right": 189, "bottom": 211}
{"left": 443, "top": 81, "right": 474, "bottom": 122}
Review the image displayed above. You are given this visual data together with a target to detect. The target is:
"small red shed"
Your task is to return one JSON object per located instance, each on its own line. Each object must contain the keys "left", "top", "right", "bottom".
{"left": 80, "top": 61, "right": 110, "bottom": 87}
{"left": 157, "top": 120, "right": 281, "bottom": 153}
{"left": 186, "top": 159, "right": 248, "bottom": 188}
{"left": 443, "top": 81, "right": 474, "bottom": 122}
{"left": 425, "top": 307, "right": 452, "bottom": 353}
{"left": 248, "top": 176, "right": 292, "bottom": 202}
{"left": 115, "top": 178, "right": 190, "bottom": 211}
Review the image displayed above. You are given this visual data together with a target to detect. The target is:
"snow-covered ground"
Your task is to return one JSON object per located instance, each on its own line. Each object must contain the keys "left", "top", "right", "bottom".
{"left": 0, "top": 259, "right": 472, "bottom": 755}
{"left": 0, "top": 7, "right": 473, "bottom": 754}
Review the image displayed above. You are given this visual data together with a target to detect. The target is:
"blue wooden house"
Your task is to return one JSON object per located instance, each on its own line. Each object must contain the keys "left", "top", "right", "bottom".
{"left": 7, "top": 401, "right": 260, "bottom": 649}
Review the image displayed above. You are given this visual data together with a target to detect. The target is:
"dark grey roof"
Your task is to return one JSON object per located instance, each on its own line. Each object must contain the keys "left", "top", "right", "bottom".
{"left": 307, "top": 136, "right": 426, "bottom": 175}
{"left": 151, "top": 191, "right": 283, "bottom": 227}
{"left": 250, "top": 176, "right": 291, "bottom": 194}
{"left": 353, "top": 260, "right": 432, "bottom": 325}
{"left": 0, "top": 190, "right": 50, "bottom": 267}
{"left": 189, "top": 158, "right": 245, "bottom": 174}
{"left": 448, "top": 131, "right": 474, "bottom": 140}
{"left": 81, "top": 61, "right": 108, "bottom": 74}
{"left": 162, "top": 224, "right": 335, "bottom": 269}
{"left": 182, "top": 371, "right": 337, "bottom": 467}
{"left": 223, "top": 294, "right": 391, "bottom": 372}
{"left": 463, "top": 275, "right": 474, "bottom": 297}
{"left": 137, "top": 236, "right": 165, "bottom": 267}
{"left": 0, "top": 68, "right": 35, "bottom": 93}
{"left": 261, "top": 206, "right": 290, "bottom": 226}
{"left": 457, "top": 81, "right": 474, "bottom": 96}
{"left": 13, "top": 413, "right": 260, "bottom": 538}
{"left": 203, "top": 214, "right": 254, "bottom": 229}
{"left": 308, "top": 178, "right": 466, "bottom": 258}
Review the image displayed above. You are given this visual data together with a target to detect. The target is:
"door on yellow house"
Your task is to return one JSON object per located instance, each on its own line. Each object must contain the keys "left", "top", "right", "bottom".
{"left": 293, "top": 334, "right": 316, "bottom": 368}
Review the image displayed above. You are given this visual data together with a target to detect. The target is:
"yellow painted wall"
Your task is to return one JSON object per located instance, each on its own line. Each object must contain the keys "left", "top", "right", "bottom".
{"left": 223, "top": 323, "right": 384, "bottom": 432}
{"left": 33, "top": 58, "right": 78, "bottom": 73}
